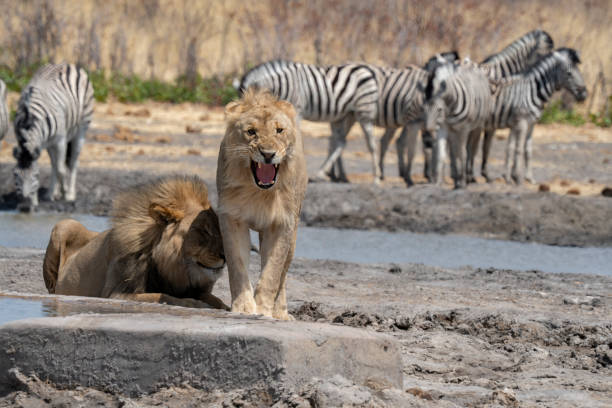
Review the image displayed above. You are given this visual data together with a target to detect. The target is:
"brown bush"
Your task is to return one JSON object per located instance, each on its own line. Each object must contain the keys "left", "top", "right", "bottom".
{"left": 125, "top": 108, "right": 151, "bottom": 117}
{"left": 567, "top": 188, "right": 581, "bottom": 195}
{"left": 186, "top": 148, "right": 201, "bottom": 156}
{"left": 185, "top": 125, "right": 203, "bottom": 134}
{"left": 560, "top": 179, "right": 571, "bottom": 187}
{"left": 538, "top": 183, "right": 551, "bottom": 192}
{"left": 155, "top": 136, "right": 171, "bottom": 144}
{"left": 113, "top": 126, "right": 140, "bottom": 143}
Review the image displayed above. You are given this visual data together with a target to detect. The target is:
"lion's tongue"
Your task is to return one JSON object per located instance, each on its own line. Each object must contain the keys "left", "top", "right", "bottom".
{"left": 256, "top": 163, "right": 276, "bottom": 184}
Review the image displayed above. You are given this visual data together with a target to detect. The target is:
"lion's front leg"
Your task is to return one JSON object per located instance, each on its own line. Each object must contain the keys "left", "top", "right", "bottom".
{"left": 219, "top": 215, "right": 256, "bottom": 315}
{"left": 255, "top": 224, "right": 296, "bottom": 319}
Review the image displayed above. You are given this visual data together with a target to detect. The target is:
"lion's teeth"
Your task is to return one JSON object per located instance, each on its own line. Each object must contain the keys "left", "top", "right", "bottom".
{"left": 258, "top": 162, "right": 262, "bottom": 168}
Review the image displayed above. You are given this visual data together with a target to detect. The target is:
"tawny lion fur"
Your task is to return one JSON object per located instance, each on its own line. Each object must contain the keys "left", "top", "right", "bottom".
{"left": 216, "top": 88, "right": 307, "bottom": 320}
{"left": 43, "top": 175, "right": 228, "bottom": 309}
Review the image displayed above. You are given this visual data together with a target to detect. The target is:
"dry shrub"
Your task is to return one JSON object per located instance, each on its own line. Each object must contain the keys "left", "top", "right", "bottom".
{"left": 560, "top": 179, "right": 571, "bottom": 187}
{"left": 186, "top": 148, "right": 201, "bottom": 156}
{"left": 155, "top": 136, "right": 171, "bottom": 144}
{"left": 601, "top": 187, "right": 612, "bottom": 197}
{"left": 113, "top": 125, "right": 140, "bottom": 143}
{"left": 136, "top": 148, "right": 145, "bottom": 155}
{"left": 198, "top": 113, "right": 210, "bottom": 121}
{"left": 567, "top": 188, "right": 581, "bottom": 195}
{"left": 185, "top": 125, "right": 202, "bottom": 133}
{"left": 105, "top": 146, "right": 115, "bottom": 153}
{"left": 539, "top": 183, "right": 551, "bottom": 192}
{"left": 125, "top": 108, "right": 151, "bottom": 117}
{"left": 93, "top": 134, "right": 113, "bottom": 142}
{"left": 0, "top": 0, "right": 609, "bottom": 113}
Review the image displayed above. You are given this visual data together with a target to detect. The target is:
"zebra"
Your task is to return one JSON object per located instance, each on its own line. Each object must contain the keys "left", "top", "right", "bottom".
{"left": 0, "top": 79, "right": 9, "bottom": 141}
{"left": 467, "top": 29, "right": 554, "bottom": 182}
{"left": 239, "top": 60, "right": 381, "bottom": 183}
{"left": 483, "top": 48, "right": 587, "bottom": 184}
{"left": 375, "top": 51, "right": 460, "bottom": 186}
{"left": 422, "top": 57, "right": 494, "bottom": 189}
{"left": 13, "top": 63, "right": 94, "bottom": 212}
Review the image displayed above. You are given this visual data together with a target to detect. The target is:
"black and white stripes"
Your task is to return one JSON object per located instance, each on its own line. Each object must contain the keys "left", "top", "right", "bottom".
{"left": 483, "top": 48, "right": 587, "bottom": 184}
{"left": 239, "top": 60, "right": 381, "bottom": 182}
{"left": 13, "top": 63, "right": 94, "bottom": 211}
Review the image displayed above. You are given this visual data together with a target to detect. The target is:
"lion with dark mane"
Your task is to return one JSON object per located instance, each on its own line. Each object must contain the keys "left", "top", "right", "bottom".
{"left": 43, "top": 175, "right": 228, "bottom": 309}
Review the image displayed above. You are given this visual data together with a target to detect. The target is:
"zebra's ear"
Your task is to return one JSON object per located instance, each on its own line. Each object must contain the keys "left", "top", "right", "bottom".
{"left": 274, "top": 100, "right": 297, "bottom": 122}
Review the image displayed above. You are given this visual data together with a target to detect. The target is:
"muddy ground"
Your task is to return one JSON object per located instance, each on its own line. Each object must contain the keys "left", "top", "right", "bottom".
{"left": 1, "top": 246, "right": 611, "bottom": 407}
{"left": 0, "top": 101, "right": 611, "bottom": 406}
{"left": 0, "top": 101, "right": 611, "bottom": 247}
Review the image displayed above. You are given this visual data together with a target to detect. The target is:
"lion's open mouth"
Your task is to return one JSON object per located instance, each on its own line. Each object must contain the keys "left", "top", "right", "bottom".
{"left": 250, "top": 160, "right": 279, "bottom": 189}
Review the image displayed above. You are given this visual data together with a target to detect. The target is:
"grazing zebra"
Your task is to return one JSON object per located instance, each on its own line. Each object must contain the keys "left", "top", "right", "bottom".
{"left": 239, "top": 60, "right": 381, "bottom": 183}
{"left": 483, "top": 48, "right": 587, "bottom": 184}
{"left": 13, "top": 63, "right": 94, "bottom": 211}
{"left": 467, "top": 29, "right": 554, "bottom": 182}
{"left": 422, "top": 58, "right": 494, "bottom": 188}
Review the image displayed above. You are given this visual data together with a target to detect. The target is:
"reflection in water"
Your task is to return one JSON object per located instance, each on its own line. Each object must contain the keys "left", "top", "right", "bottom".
{"left": 1, "top": 212, "right": 611, "bottom": 276}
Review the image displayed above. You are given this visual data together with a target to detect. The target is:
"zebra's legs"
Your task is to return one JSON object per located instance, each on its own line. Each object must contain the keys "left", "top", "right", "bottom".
{"left": 379, "top": 128, "right": 397, "bottom": 181}
{"left": 466, "top": 129, "right": 481, "bottom": 184}
{"left": 46, "top": 140, "right": 68, "bottom": 201}
{"left": 422, "top": 130, "right": 434, "bottom": 183}
{"left": 504, "top": 126, "right": 518, "bottom": 184}
{"left": 316, "top": 116, "right": 353, "bottom": 181}
{"left": 524, "top": 123, "right": 536, "bottom": 184}
{"left": 449, "top": 129, "right": 470, "bottom": 189}
{"left": 397, "top": 123, "right": 420, "bottom": 187}
{"left": 65, "top": 131, "right": 86, "bottom": 202}
{"left": 359, "top": 120, "right": 381, "bottom": 185}
{"left": 481, "top": 128, "right": 495, "bottom": 182}
{"left": 511, "top": 120, "right": 529, "bottom": 185}
{"left": 432, "top": 128, "right": 448, "bottom": 186}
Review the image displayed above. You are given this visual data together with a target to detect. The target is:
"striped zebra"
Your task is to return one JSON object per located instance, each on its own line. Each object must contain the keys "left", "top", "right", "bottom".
{"left": 239, "top": 60, "right": 381, "bottom": 183}
{"left": 13, "top": 63, "right": 94, "bottom": 211}
{"left": 480, "top": 29, "right": 554, "bottom": 79}
{"left": 422, "top": 58, "right": 494, "bottom": 188}
{"left": 468, "top": 29, "right": 554, "bottom": 182}
{"left": 375, "top": 51, "right": 460, "bottom": 186}
{"left": 0, "top": 79, "right": 9, "bottom": 141}
{"left": 483, "top": 48, "right": 587, "bottom": 184}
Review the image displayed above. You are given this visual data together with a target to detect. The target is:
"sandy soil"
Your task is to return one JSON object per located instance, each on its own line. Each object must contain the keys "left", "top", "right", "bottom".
{"left": 0, "top": 101, "right": 611, "bottom": 246}
{"left": 1, "top": 246, "right": 611, "bottom": 407}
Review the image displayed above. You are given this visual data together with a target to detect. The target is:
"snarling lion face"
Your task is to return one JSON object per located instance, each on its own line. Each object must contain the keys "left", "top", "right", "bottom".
{"left": 223, "top": 89, "right": 297, "bottom": 190}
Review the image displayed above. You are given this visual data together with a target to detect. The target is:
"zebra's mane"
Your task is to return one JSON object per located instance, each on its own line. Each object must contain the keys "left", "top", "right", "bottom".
{"left": 482, "top": 29, "right": 553, "bottom": 64}
{"left": 495, "top": 49, "right": 575, "bottom": 90}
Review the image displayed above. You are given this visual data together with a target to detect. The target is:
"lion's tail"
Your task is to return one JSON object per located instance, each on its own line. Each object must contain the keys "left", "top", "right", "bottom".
{"left": 43, "top": 219, "right": 97, "bottom": 294}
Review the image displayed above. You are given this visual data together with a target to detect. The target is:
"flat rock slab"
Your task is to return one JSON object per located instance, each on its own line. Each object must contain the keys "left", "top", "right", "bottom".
{"left": 0, "top": 308, "right": 401, "bottom": 396}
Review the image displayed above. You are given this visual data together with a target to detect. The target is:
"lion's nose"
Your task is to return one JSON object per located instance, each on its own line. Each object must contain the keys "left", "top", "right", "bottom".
{"left": 260, "top": 149, "right": 276, "bottom": 163}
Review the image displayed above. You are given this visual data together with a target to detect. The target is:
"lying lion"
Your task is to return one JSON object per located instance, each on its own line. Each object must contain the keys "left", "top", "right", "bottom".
{"left": 216, "top": 88, "right": 307, "bottom": 320}
{"left": 43, "top": 175, "right": 228, "bottom": 310}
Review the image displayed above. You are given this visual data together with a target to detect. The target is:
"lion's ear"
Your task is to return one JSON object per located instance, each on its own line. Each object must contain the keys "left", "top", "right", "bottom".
{"left": 149, "top": 203, "right": 184, "bottom": 224}
{"left": 274, "top": 100, "right": 297, "bottom": 122}
{"left": 224, "top": 100, "right": 244, "bottom": 118}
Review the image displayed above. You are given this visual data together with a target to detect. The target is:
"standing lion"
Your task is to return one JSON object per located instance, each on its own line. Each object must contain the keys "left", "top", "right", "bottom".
{"left": 216, "top": 88, "right": 307, "bottom": 320}
{"left": 43, "top": 175, "right": 228, "bottom": 310}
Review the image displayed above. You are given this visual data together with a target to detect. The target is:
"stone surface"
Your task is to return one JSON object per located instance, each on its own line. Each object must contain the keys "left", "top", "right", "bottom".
{"left": 0, "top": 307, "right": 401, "bottom": 396}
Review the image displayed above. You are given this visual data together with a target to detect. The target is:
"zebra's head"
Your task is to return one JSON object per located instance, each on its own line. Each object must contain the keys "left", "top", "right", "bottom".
{"left": 422, "top": 60, "right": 455, "bottom": 135}
{"left": 533, "top": 29, "right": 554, "bottom": 60}
{"left": 554, "top": 48, "right": 588, "bottom": 102}
{"left": 13, "top": 146, "right": 40, "bottom": 212}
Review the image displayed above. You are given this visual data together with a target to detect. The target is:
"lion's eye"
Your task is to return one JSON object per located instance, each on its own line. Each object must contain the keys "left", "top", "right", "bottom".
{"left": 276, "top": 128, "right": 283, "bottom": 134}
{"left": 247, "top": 128, "right": 256, "bottom": 136}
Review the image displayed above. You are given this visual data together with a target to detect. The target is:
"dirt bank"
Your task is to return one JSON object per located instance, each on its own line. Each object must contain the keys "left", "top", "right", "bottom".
{"left": 1, "top": 246, "right": 610, "bottom": 407}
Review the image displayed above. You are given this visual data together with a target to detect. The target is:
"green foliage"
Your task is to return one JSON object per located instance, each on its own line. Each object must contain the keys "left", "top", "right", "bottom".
{"left": 86, "top": 70, "right": 238, "bottom": 105}
{"left": 539, "top": 101, "right": 586, "bottom": 126}
{"left": 0, "top": 63, "right": 239, "bottom": 106}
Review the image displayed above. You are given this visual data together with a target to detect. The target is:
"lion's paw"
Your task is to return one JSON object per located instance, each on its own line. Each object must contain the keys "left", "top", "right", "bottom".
{"left": 231, "top": 294, "right": 257, "bottom": 315}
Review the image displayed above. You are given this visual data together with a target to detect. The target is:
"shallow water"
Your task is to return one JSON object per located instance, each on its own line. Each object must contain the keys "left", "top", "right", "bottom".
{"left": 0, "top": 297, "right": 58, "bottom": 326}
{"left": 1, "top": 212, "right": 611, "bottom": 276}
